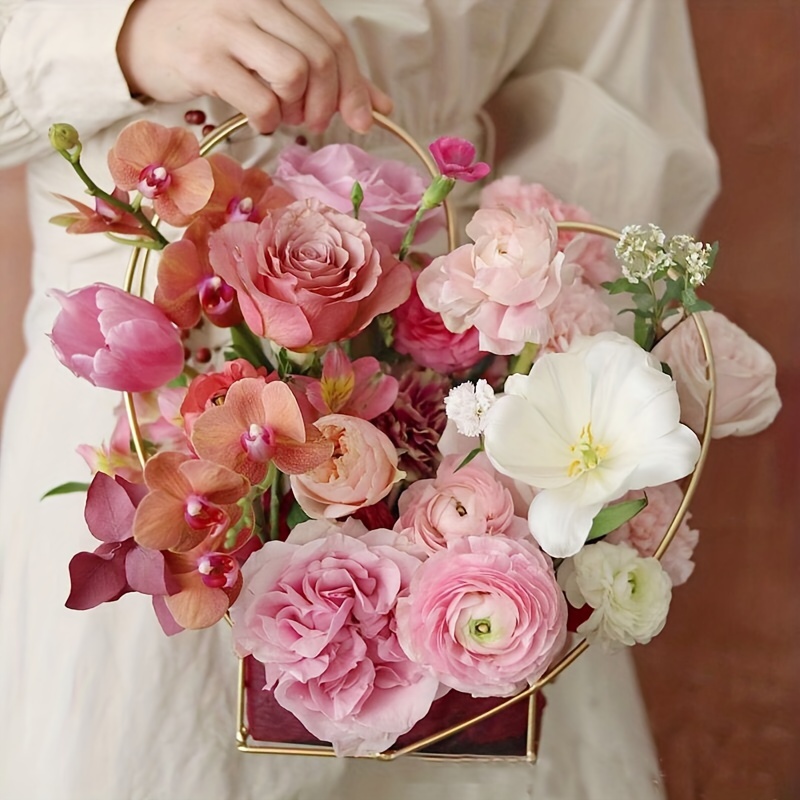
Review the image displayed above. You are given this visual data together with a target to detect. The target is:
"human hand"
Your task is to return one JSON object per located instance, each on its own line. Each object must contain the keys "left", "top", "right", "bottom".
{"left": 116, "top": 0, "right": 393, "bottom": 134}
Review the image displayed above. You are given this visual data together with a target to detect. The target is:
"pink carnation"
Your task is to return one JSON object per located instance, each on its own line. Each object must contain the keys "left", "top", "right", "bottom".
{"left": 480, "top": 177, "right": 617, "bottom": 286}
{"left": 416, "top": 207, "right": 572, "bottom": 355}
{"left": 229, "top": 526, "right": 439, "bottom": 755}
{"left": 397, "top": 535, "right": 567, "bottom": 697}
{"left": 275, "top": 143, "right": 441, "bottom": 252}
{"left": 395, "top": 454, "right": 530, "bottom": 555}
{"left": 606, "top": 483, "right": 699, "bottom": 586}
{"left": 209, "top": 199, "right": 412, "bottom": 349}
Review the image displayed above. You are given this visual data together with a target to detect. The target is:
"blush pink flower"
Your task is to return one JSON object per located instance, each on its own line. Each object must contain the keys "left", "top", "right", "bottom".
{"left": 50, "top": 188, "right": 150, "bottom": 238}
{"left": 480, "top": 177, "right": 617, "bottom": 286}
{"left": 107, "top": 120, "right": 214, "bottom": 226}
{"left": 392, "top": 278, "right": 486, "bottom": 373}
{"left": 652, "top": 310, "right": 782, "bottom": 438}
{"left": 191, "top": 378, "right": 333, "bottom": 484}
{"left": 133, "top": 451, "right": 250, "bottom": 552}
{"left": 429, "top": 137, "right": 490, "bottom": 182}
{"left": 275, "top": 143, "right": 442, "bottom": 251}
{"left": 395, "top": 454, "right": 530, "bottom": 555}
{"left": 209, "top": 199, "right": 412, "bottom": 349}
{"left": 290, "top": 414, "right": 403, "bottom": 519}
{"left": 229, "top": 526, "right": 439, "bottom": 756}
{"left": 416, "top": 207, "right": 572, "bottom": 355}
{"left": 49, "top": 283, "right": 185, "bottom": 392}
{"left": 292, "top": 346, "right": 397, "bottom": 421}
{"left": 396, "top": 535, "right": 567, "bottom": 697}
{"left": 605, "top": 483, "right": 699, "bottom": 587}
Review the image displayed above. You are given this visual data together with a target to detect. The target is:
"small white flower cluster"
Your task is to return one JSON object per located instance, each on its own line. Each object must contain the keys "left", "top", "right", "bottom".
{"left": 444, "top": 379, "right": 495, "bottom": 438}
{"left": 616, "top": 225, "right": 714, "bottom": 287}
{"left": 558, "top": 541, "right": 672, "bottom": 653}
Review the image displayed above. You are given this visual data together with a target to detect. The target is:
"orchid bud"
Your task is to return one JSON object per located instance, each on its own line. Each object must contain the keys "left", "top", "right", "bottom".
{"left": 49, "top": 123, "right": 81, "bottom": 155}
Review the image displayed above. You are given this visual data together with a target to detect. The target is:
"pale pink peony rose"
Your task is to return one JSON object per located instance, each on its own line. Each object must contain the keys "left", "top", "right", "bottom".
{"left": 392, "top": 279, "right": 486, "bottom": 373}
{"left": 275, "top": 143, "right": 442, "bottom": 251}
{"left": 397, "top": 535, "right": 567, "bottom": 697}
{"left": 652, "top": 310, "right": 781, "bottom": 438}
{"left": 290, "top": 414, "right": 403, "bottom": 519}
{"left": 229, "top": 527, "right": 439, "bottom": 756}
{"left": 416, "top": 207, "right": 572, "bottom": 355}
{"left": 480, "top": 177, "right": 618, "bottom": 286}
{"left": 539, "top": 278, "right": 615, "bottom": 356}
{"left": 209, "top": 199, "right": 412, "bottom": 349}
{"left": 395, "top": 454, "right": 530, "bottom": 555}
{"left": 605, "top": 483, "right": 699, "bottom": 586}
{"left": 49, "top": 283, "right": 184, "bottom": 392}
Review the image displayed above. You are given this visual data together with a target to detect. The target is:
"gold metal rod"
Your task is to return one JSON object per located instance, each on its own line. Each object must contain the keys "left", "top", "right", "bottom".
{"left": 236, "top": 658, "right": 250, "bottom": 747}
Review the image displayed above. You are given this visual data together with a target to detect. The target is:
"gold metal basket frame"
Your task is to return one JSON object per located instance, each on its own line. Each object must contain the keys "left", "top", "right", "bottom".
{"left": 122, "top": 113, "right": 716, "bottom": 764}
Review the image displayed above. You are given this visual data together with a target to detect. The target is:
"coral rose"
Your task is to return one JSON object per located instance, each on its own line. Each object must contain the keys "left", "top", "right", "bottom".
{"left": 396, "top": 535, "right": 567, "bottom": 697}
{"left": 290, "top": 414, "right": 403, "bottom": 519}
{"left": 208, "top": 199, "right": 412, "bottom": 349}
{"left": 652, "top": 310, "right": 781, "bottom": 438}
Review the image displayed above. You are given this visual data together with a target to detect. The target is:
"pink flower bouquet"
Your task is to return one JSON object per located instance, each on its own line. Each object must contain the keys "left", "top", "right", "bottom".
{"left": 44, "top": 114, "right": 780, "bottom": 760}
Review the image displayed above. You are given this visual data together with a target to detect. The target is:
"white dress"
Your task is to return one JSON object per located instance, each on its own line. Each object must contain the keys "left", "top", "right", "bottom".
{"left": 0, "top": 1, "right": 719, "bottom": 798}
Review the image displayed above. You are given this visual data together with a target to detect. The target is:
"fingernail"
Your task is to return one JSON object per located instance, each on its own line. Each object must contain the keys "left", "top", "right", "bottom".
{"left": 352, "top": 106, "right": 373, "bottom": 134}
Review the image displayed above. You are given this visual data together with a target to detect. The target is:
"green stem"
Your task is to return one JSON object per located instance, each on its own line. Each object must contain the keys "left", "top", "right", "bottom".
{"left": 267, "top": 462, "right": 283, "bottom": 541}
{"left": 398, "top": 206, "right": 428, "bottom": 262}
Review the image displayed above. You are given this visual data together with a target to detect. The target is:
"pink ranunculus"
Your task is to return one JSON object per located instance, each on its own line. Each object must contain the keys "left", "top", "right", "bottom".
{"left": 49, "top": 283, "right": 185, "bottom": 392}
{"left": 275, "top": 143, "right": 442, "bottom": 252}
{"left": 392, "top": 278, "right": 486, "bottom": 373}
{"left": 290, "top": 414, "right": 403, "bottom": 519}
{"left": 429, "top": 137, "right": 490, "bottom": 182}
{"left": 209, "top": 199, "right": 412, "bottom": 349}
{"left": 395, "top": 454, "right": 530, "bottom": 555}
{"left": 396, "top": 535, "right": 567, "bottom": 697}
{"left": 605, "top": 483, "right": 699, "bottom": 587}
{"left": 229, "top": 526, "right": 440, "bottom": 756}
{"left": 480, "top": 177, "right": 617, "bottom": 286}
{"left": 416, "top": 207, "right": 572, "bottom": 355}
{"left": 652, "top": 310, "right": 782, "bottom": 438}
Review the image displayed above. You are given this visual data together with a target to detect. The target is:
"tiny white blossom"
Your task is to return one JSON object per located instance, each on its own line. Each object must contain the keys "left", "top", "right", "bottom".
{"left": 667, "top": 234, "right": 714, "bottom": 286}
{"left": 558, "top": 541, "right": 672, "bottom": 653}
{"left": 444, "top": 379, "right": 496, "bottom": 438}
{"left": 615, "top": 224, "right": 673, "bottom": 283}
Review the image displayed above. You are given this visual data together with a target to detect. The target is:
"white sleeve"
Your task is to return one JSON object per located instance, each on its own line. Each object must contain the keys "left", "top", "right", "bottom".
{"left": 487, "top": 0, "right": 720, "bottom": 235}
{"left": 0, "top": 0, "right": 146, "bottom": 168}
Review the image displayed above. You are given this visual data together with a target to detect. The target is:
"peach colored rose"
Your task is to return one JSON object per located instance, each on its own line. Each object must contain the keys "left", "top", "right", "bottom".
{"left": 290, "top": 414, "right": 403, "bottom": 519}
{"left": 209, "top": 199, "right": 412, "bottom": 349}
{"left": 652, "top": 311, "right": 781, "bottom": 438}
{"left": 416, "top": 207, "right": 572, "bottom": 355}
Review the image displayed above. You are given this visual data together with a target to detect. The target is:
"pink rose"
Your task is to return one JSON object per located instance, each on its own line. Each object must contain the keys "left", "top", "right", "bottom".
{"left": 392, "top": 278, "right": 486, "bottom": 372}
{"left": 429, "top": 137, "right": 490, "bottom": 182}
{"left": 290, "top": 414, "right": 403, "bottom": 519}
{"left": 652, "top": 310, "right": 781, "bottom": 438}
{"left": 605, "top": 483, "right": 699, "bottom": 586}
{"left": 229, "top": 526, "right": 439, "bottom": 756}
{"left": 539, "top": 278, "right": 615, "bottom": 355}
{"left": 275, "top": 143, "right": 442, "bottom": 252}
{"left": 480, "top": 177, "right": 617, "bottom": 286}
{"left": 49, "top": 283, "right": 184, "bottom": 392}
{"left": 416, "top": 207, "right": 572, "bottom": 355}
{"left": 395, "top": 454, "right": 530, "bottom": 555}
{"left": 397, "top": 535, "right": 567, "bottom": 697}
{"left": 209, "top": 199, "right": 412, "bottom": 349}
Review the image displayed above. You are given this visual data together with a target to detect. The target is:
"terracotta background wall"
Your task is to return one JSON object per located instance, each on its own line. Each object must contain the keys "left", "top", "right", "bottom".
{"left": 0, "top": 2, "right": 797, "bottom": 798}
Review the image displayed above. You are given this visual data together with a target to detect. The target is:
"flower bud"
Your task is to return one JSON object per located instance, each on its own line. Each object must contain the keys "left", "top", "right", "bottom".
{"left": 420, "top": 175, "right": 456, "bottom": 210}
{"left": 48, "top": 123, "right": 81, "bottom": 154}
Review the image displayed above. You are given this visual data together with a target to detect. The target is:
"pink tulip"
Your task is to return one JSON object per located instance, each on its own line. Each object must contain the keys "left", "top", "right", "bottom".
{"left": 49, "top": 283, "right": 185, "bottom": 392}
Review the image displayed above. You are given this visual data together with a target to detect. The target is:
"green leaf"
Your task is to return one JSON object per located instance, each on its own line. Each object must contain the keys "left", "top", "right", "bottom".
{"left": 286, "top": 501, "right": 311, "bottom": 530}
{"left": 586, "top": 497, "right": 648, "bottom": 542}
{"left": 686, "top": 298, "right": 714, "bottom": 314}
{"left": 230, "top": 324, "right": 271, "bottom": 369}
{"left": 166, "top": 372, "right": 190, "bottom": 388}
{"left": 601, "top": 278, "right": 649, "bottom": 296}
{"left": 660, "top": 361, "right": 673, "bottom": 378}
{"left": 41, "top": 481, "right": 90, "bottom": 500}
{"left": 275, "top": 347, "right": 292, "bottom": 380}
{"left": 455, "top": 446, "right": 484, "bottom": 471}
{"left": 633, "top": 314, "right": 655, "bottom": 350}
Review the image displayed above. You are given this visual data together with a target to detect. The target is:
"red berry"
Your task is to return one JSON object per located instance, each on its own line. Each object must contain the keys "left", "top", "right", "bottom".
{"left": 184, "top": 109, "right": 207, "bottom": 126}
{"left": 195, "top": 347, "right": 212, "bottom": 364}
{"left": 295, "top": 135, "right": 308, "bottom": 146}
{"left": 201, "top": 124, "right": 216, "bottom": 138}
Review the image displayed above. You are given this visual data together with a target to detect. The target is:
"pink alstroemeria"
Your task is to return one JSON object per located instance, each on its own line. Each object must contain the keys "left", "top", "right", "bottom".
{"left": 199, "top": 153, "right": 294, "bottom": 228}
{"left": 429, "top": 137, "right": 490, "bottom": 183}
{"left": 155, "top": 218, "right": 243, "bottom": 328}
{"left": 133, "top": 451, "right": 250, "bottom": 552}
{"left": 66, "top": 472, "right": 177, "bottom": 611}
{"left": 191, "top": 378, "right": 333, "bottom": 484}
{"left": 293, "top": 346, "right": 398, "bottom": 420}
{"left": 50, "top": 188, "right": 150, "bottom": 237}
{"left": 107, "top": 120, "right": 214, "bottom": 226}
{"left": 49, "top": 283, "right": 185, "bottom": 392}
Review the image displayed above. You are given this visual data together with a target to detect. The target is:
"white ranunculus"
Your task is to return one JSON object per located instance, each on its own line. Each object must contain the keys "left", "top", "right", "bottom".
{"left": 558, "top": 541, "right": 672, "bottom": 652}
{"left": 483, "top": 333, "right": 701, "bottom": 557}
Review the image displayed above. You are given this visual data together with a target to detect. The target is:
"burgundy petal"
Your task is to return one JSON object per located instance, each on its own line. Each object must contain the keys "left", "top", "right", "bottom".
{"left": 84, "top": 472, "right": 137, "bottom": 543}
{"left": 125, "top": 546, "right": 179, "bottom": 596}
{"left": 65, "top": 548, "right": 129, "bottom": 610}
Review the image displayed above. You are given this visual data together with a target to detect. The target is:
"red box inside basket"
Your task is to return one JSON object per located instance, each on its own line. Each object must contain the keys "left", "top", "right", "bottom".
{"left": 244, "top": 656, "right": 545, "bottom": 758}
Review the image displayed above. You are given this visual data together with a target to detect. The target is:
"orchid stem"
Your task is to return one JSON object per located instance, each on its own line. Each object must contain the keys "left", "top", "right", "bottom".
{"left": 267, "top": 463, "right": 283, "bottom": 541}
